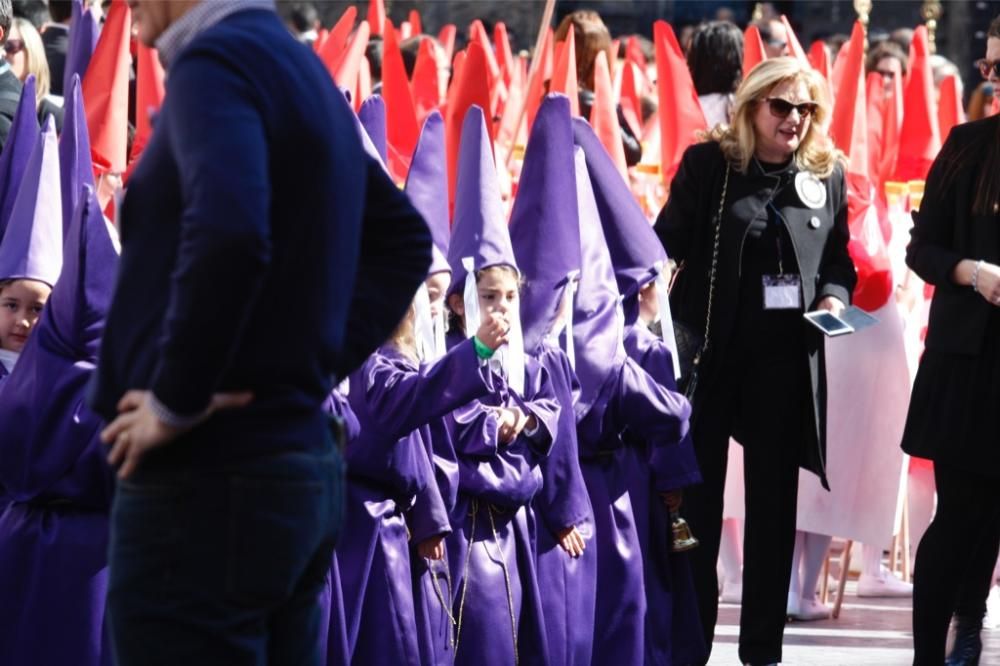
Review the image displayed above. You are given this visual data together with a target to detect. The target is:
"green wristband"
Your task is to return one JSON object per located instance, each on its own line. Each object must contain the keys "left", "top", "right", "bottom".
{"left": 472, "top": 336, "right": 495, "bottom": 360}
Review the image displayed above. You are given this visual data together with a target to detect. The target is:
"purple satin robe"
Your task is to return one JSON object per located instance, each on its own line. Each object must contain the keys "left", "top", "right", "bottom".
{"left": 445, "top": 332, "right": 558, "bottom": 666}
{"left": 576, "top": 356, "right": 691, "bottom": 666}
{"left": 623, "top": 323, "right": 706, "bottom": 666}
{"left": 0, "top": 346, "right": 115, "bottom": 666}
{"left": 532, "top": 342, "right": 596, "bottom": 666}
{"left": 324, "top": 387, "right": 357, "bottom": 666}
{"left": 413, "top": 401, "right": 467, "bottom": 665}
{"left": 335, "top": 340, "right": 491, "bottom": 665}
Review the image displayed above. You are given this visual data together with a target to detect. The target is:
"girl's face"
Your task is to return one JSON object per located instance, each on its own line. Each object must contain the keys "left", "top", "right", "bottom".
{"left": 0, "top": 279, "right": 51, "bottom": 352}
{"left": 426, "top": 271, "right": 450, "bottom": 320}
{"left": 477, "top": 267, "right": 519, "bottom": 323}
{"left": 4, "top": 26, "right": 26, "bottom": 81}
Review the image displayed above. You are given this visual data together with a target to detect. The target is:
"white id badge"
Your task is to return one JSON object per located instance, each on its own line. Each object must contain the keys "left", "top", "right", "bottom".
{"left": 762, "top": 274, "right": 802, "bottom": 310}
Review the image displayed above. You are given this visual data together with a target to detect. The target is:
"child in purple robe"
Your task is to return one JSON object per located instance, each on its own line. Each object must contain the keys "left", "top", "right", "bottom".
{"left": 334, "top": 295, "right": 505, "bottom": 665}
{"left": 509, "top": 94, "right": 595, "bottom": 666}
{"left": 565, "top": 129, "right": 693, "bottom": 665}
{"left": 574, "top": 118, "right": 706, "bottom": 665}
{"left": 441, "top": 105, "right": 560, "bottom": 666}
{"left": 443, "top": 265, "right": 559, "bottom": 666}
{"left": 0, "top": 187, "right": 115, "bottom": 666}
{"left": 403, "top": 110, "right": 471, "bottom": 666}
{"left": 0, "top": 118, "right": 62, "bottom": 380}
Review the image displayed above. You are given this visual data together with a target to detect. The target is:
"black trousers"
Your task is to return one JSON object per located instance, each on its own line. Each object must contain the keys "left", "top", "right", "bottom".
{"left": 912, "top": 462, "right": 1000, "bottom": 665}
{"left": 683, "top": 342, "right": 809, "bottom": 666}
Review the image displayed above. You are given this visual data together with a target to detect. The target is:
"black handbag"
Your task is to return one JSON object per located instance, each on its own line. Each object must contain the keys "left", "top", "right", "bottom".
{"left": 673, "top": 164, "right": 730, "bottom": 401}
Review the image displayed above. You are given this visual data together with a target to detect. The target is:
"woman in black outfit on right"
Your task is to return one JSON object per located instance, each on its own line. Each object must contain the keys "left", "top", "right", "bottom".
{"left": 902, "top": 14, "right": 1000, "bottom": 666}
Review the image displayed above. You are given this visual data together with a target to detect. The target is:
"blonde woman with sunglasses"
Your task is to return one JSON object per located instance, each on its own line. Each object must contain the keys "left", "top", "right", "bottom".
{"left": 5, "top": 17, "right": 63, "bottom": 131}
{"left": 654, "top": 57, "right": 855, "bottom": 666}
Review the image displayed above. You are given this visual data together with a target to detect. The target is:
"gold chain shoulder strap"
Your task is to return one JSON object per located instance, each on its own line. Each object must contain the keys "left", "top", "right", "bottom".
{"left": 694, "top": 163, "right": 730, "bottom": 361}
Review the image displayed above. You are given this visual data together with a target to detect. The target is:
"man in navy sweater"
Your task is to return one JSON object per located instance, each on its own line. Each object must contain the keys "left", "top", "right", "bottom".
{"left": 91, "top": 1, "right": 432, "bottom": 663}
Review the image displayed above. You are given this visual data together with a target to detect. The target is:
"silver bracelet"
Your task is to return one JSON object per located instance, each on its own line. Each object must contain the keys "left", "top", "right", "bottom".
{"left": 972, "top": 260, "right": 984, "bottom": 294}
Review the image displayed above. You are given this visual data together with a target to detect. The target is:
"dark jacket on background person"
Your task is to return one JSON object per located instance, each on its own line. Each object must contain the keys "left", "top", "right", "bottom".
{"left": 0, "top": 63, "right": 24, "bottom": 150}
{"left": 89, "top": 8, "right": 431, "bottom": 467}
{"left": 42, "top": 23, "right": 69, "bottom": 97}
{"left": 654, "top": 140, "right": 855, "bottom": 485}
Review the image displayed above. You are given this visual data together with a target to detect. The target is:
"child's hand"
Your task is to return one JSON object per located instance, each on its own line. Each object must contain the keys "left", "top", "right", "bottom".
{"left": 661, "top": 490, "right": 683, "bottom": 512}
{"left": 417, "top": 535, "right": 446, "bottom": 560}
{"left": 556, "top": 525, "right": 586, "bottom": 557}
{"left": 495, "top": 406, "right": 531, "bottom": 443}
{"left": 476, "top": 312, "right": 509, "bottom": 351}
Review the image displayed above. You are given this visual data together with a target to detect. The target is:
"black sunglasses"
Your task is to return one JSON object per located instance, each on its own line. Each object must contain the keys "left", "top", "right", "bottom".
{"left": 975, "top": 58, "right": 1000, "bottom": 80}
{"left": 3, "top": 39, "right": 23, "bottom": 55}
{"left": 761, "top": 97, "right": 818, "bottom": 119}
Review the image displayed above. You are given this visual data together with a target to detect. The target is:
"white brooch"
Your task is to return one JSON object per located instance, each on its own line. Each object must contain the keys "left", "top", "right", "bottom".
{"left": 795, "top": 171, "right": 827, "bottom": 210}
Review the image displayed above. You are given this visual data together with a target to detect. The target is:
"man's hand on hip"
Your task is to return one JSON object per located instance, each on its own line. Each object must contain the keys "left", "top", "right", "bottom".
{"left": 102, "top": 390, "right": 253, "bottom": 479}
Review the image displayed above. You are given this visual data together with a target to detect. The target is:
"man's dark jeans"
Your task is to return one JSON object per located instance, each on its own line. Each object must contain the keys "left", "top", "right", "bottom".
{"left": 106, "top": 432, "right": 343, "bottom": 666}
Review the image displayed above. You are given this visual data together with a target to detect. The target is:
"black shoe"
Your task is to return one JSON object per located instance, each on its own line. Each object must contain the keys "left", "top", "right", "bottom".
{"left": 945, "top": 615, "right": 983, "bottom": 666}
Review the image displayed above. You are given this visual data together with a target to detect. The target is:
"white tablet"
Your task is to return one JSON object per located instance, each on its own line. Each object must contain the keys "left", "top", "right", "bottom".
{"left": 803, "top": 311, "right": 855, "bottom": 337}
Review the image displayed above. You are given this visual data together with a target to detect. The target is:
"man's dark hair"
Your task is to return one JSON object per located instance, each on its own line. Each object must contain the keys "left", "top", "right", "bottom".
{"left": 287, "top": 2, "right": 318, "bottom": 34}
{"left": 687, "top": 21, "right": 743, "bottom": 96}
{"left": 0, "top": 0, "right": 12, "bottom": 45}
{"left": 366, "top": 36, "right": 384, "bottom": 83}
{"left": 14, "top": 0, "right": 47, "bottom": 30}
{"left": 990, "top": 14, "right": 1000, "bottom": 39}
{"left": 399, "top": 35, "right": 425, "bottom": 78}
{"left": 48, "top": 0, "right": 73, "bottom": 24}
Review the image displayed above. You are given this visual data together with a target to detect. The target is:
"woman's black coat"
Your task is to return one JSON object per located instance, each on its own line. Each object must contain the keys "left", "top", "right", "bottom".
{"left": 901, "top": 114, "right": 1000, "bottom": 464}
{"left": 906, "top": 115, "right": 1000, "bottom": 357}
{"left": 654, "top": 140, "right": 856, "bottom": 488}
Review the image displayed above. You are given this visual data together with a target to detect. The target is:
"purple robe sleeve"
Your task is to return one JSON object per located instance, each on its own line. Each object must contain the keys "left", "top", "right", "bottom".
{"left": 406, "top": 427, "right": 452, "bottom": 543}
{"left": 449, "top": 357, "right": 558, "bottom": 508}
{"left": 615, "top": 357, "right": 691, "bottom": 449}
{"left": 0, "top": 350, "right": 114, "bottom": 509}
{"left": 534, "top": 346, "right": 592, "bottom": 533}
{"left": 624, "top": 327, "right": 702, "bottom": 491}
{"left": 357, "top": 339, "right": 492, "bottom": 439}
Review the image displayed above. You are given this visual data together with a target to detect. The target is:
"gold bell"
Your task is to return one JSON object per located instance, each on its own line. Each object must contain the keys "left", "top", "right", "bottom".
{"left": 671, "top": 509, "right": 700, "bottom": 553}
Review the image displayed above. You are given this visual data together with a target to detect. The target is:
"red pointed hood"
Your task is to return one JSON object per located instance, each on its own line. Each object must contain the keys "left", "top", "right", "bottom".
{"left": 380, "top": 19, "right": 420, "bottom": 181}
{"left": 936, "top": 74, "right": 965, "bottom": 142}
{"left": 81, "top": 0, "right": 131, "bottom": 174}
{"left": 524, "top": 28, "right": 554, "bottom": 133}
{"left": 367, "top": 0, "right": 385, "bottom": 36}
{"left": 590, "top": 50, "right": 628, "bottom": 180}
{"left": 318, "top": 7, "right": 356, "bottom": 76}
{"left": 445, "top": 42, "right": 494, "bottom": 217}
{"left": 654, "top": 21, "right": 706, "bottom": 184}
{"left": 130, "top": 41, "right": 165, "bottom": 165}
{"left": 550, "top": 28, "right": 580, "bottom": 116}
{"left": 894, "top": 26, "right": 941, "bottom": 181}
{"left": 780, "top": 15, "right": 809, "bottom": 66}
{"left": 743, "top": 25, "right": 767, "bottom": 79}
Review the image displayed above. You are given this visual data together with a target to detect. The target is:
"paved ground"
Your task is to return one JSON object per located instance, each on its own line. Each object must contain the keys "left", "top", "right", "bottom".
{"left": 708, "top": 579, "right": 1000, "bottom": 665}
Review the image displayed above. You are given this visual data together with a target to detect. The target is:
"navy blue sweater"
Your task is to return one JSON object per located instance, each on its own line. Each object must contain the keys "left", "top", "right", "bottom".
{"left": 89, "top": 10, "right": 431, "bottom": 462}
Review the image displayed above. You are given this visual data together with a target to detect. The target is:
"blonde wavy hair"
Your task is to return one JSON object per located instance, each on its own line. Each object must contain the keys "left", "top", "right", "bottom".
{"left": 10, "top": 18, "right": 51, "bottom": 104}
{"left": 706, "top": 57, "right": 842, "bottom": 178}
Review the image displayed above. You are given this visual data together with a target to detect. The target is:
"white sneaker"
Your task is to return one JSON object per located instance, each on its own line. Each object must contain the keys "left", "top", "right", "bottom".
{"left": 857, "top": 569, "right": 913, "bottom": 598}
{"left": 720, "top": 579, "right": 743, "bottom": 603}
{"left": 787, "top": 596, "right": 831, "bottom": 621}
